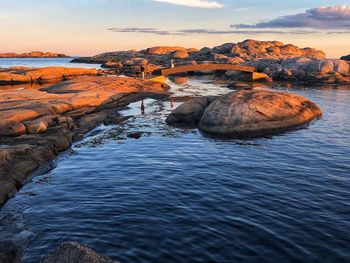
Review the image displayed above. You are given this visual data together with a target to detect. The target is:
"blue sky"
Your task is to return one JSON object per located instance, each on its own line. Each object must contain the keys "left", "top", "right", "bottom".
{"left": 0, "top": 0, "right": 349, "bottom": 57}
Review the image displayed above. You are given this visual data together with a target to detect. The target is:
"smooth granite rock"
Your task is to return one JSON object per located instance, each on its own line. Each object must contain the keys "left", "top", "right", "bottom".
{"left": 199, "top": 89, "right": 322, "bottom": 138}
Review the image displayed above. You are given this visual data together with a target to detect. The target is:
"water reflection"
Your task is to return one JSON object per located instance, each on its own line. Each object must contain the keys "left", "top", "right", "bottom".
{"left": 1, "top": 77, "right": 350, "bottom": 263}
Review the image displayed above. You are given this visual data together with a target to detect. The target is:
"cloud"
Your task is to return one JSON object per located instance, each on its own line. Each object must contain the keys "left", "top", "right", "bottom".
{"left": 233, "top": 5, "right": 350, "bottom": 29}
{"left": 108, "top": 27, "right": 185, "bottom": 35}
{"left": 108, "top": 27, "right": 318, "bottom": 35}
{"left": 153, "top": 0, "right": 223, "bottom": 9}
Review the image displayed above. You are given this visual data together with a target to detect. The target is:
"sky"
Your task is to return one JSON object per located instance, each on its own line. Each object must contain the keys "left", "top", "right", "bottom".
{"left": 0, "top": 0, "right": 349, "bottom": 57}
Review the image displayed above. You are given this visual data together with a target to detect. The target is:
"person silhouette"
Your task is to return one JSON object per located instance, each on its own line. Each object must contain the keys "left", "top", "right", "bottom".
{"left": 140, "top": 65, "right": 145, "bottom": 79}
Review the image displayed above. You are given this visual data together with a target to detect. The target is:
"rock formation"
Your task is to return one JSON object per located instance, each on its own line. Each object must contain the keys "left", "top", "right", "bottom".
{"left": 0, "top": 67, "right": 98, "bottom": 85}
{"left": 41, "top": 242, "right": 117, "bottom": 263}
{"left": 198, "top": 89, "right": 322, "bottom": 137}
{"left": 70, "top": 39, "right": 350, "bottom": 83}
{"left": 0, "top": 51, "right": 69, "bottom": 58}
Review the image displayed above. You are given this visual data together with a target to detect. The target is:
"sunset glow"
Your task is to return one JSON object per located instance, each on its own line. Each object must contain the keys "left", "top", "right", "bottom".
{"left": 0, "top": 0, "right": 349, "bottom": 57}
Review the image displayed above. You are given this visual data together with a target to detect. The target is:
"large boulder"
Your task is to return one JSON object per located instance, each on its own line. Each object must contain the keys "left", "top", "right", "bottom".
{"left": 166, "top": 97, "right": 214, "bottom": 126}
{"left": 41, "top": 242, "right": 117, "bottom": 263}
{"left": 199, "top": 89, "right": 322, "bottom": 138}
{"left": 300, "top": 59, "right": 350, "bottom": 76}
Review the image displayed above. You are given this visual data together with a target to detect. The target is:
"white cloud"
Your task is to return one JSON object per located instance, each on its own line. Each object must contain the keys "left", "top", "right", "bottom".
{"left": 153, "top": 0, "right": 223, "bottom": 9}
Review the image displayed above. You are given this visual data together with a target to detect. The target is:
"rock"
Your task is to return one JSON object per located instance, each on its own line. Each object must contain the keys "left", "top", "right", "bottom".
{"left": 199, "top": 89, "right": 322, "bottom": 138}
{"left": 127, "top": 132, "right": 143, "bottom": 139}
{"left": 166, "top": 97, "right": 213, "bottom": 126}
{"left": 24, "top": 121, "right": 48, "bottom": 134}
{"left": 56, "top": 116, "right": 75, "bottom": 130}
{"left": 212, "top": 43, "right": 235, "bottom": 54}
{"left": 171, "top": 50, "right": 189, "bottom": 59}
{"left": 301, "top": 59, "right": 350, "bottom": 76}
{"left": 0, "top": 241, "right": 23, "bottom": 263}
{"left": 0, "top": 121, "right": 26, "bottom": 137}
{"left": 187, "top": 48, "right": 199, "bottom": 53}
{"left": 0, "top": 67, "right": 98, "bottom": 85}
{"left": 41, "top": 242, "right": 117, "bottom": 263}
{"left": 340, "top": 54, "right": 350, "bottom": 61}
{"left": 0, "top": 75, "right": 170, "bottom": 206}
{"left": 101, "top": 61, "right": 123, "bottom": 69}
{"left": 227, "top": 82, "right": 251, "bottom": 90}
{"left": 146, "top": 46, "right": 187, "bottom": 55}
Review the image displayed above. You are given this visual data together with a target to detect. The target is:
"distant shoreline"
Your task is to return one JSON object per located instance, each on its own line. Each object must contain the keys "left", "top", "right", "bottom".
{"left": 0, "top": 51, "right": 70, "bottom": 59}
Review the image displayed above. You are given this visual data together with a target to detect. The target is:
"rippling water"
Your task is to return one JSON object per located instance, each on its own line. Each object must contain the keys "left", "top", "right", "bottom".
{"left": 1, "top": 77, "right": 350, "bottom": 262}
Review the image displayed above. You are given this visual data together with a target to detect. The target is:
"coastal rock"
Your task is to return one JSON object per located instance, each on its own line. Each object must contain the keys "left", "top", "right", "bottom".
{"left": 146, "top": 46, "right": 187, "bottom": 55}
{"left": 199, "top": 89, "right": 322, "bottom": 138}
{"left": 41, "top": 242, "right": 117, "bottom": 263}
{"left": 166, "top": 97, "right": 213, "bottom": 126}
{"left": 340, "top": 54, "right": 350, "bottom": 61}
{"left": 0, "top": 67, "right": 98, "bottom": 85}
{"left": 101, "top": 61, "right": 124, "bottom": 69}
{"left": 0, "top": 75, "right": 170, "bottom": 206}
{"left": 171, "top": 50, "right": 189, "bottom": 59}
{"left": 0, "top": 121, "right": 26, "bottom": 137}
{"left": 24, "top": 121, "right": 48, "bottom": 134}
{"left": 229, "top": 40, "right": 325, "bottom": 61}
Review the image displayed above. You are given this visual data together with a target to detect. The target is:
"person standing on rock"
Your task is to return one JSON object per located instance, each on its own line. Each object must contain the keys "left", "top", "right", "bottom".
{"left": 170, "top": 59, "right": 175, "bottom": 68}
{"left": 140, "top": 65, "right": 145, "bottom": 80}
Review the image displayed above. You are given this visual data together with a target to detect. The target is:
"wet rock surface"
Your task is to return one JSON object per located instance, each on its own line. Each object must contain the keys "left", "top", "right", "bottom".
{"left": 198, "top": 89, "right": 322, "bottom": 138}
{"left": 41, "top": 242, "right": 117, "bottom": 263}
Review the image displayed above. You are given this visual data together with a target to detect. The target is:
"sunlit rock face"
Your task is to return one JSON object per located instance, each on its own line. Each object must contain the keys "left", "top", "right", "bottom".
{"left": 0, "top": 75, "right": 170, "bottom": 206}
{"left": 0, "top": 67, "right": 98, "bottom": 85}
{"left": 171, "top": 50, "right": 189, "bottom": 59}
{"left": 70, "top": 39, "right": 350, "bottom": 83}
{"left": 146, "top": 46, "right": 188, "bottom": 55}
{"left": 199, "top": 89, "right": 322, "bottom": 138}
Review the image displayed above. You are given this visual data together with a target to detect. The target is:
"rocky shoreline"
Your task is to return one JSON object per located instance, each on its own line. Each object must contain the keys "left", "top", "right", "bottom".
{"left": 0, "top": 72, "right": 170, "bottom": 207}
{"left": 71, "top": 39, "right": 350, "bottom": 84}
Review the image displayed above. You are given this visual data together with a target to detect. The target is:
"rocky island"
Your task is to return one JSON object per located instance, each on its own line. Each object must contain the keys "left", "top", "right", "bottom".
{"left": 0, "top": 51, "right": 69, "bottom": 58}
{"left": 72, "top": 40, "right": 350, "bottom": 83}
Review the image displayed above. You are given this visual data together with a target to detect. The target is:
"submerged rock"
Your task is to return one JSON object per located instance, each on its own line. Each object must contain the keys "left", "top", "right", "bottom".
{"left": 41, "top": 242, "right": 117, "bottom": 263}
{"left": 166, "top": 97, "right": 214, "bottom": 126}
{"left": 199, "top": 89, "right": 322, "bottom": 138}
